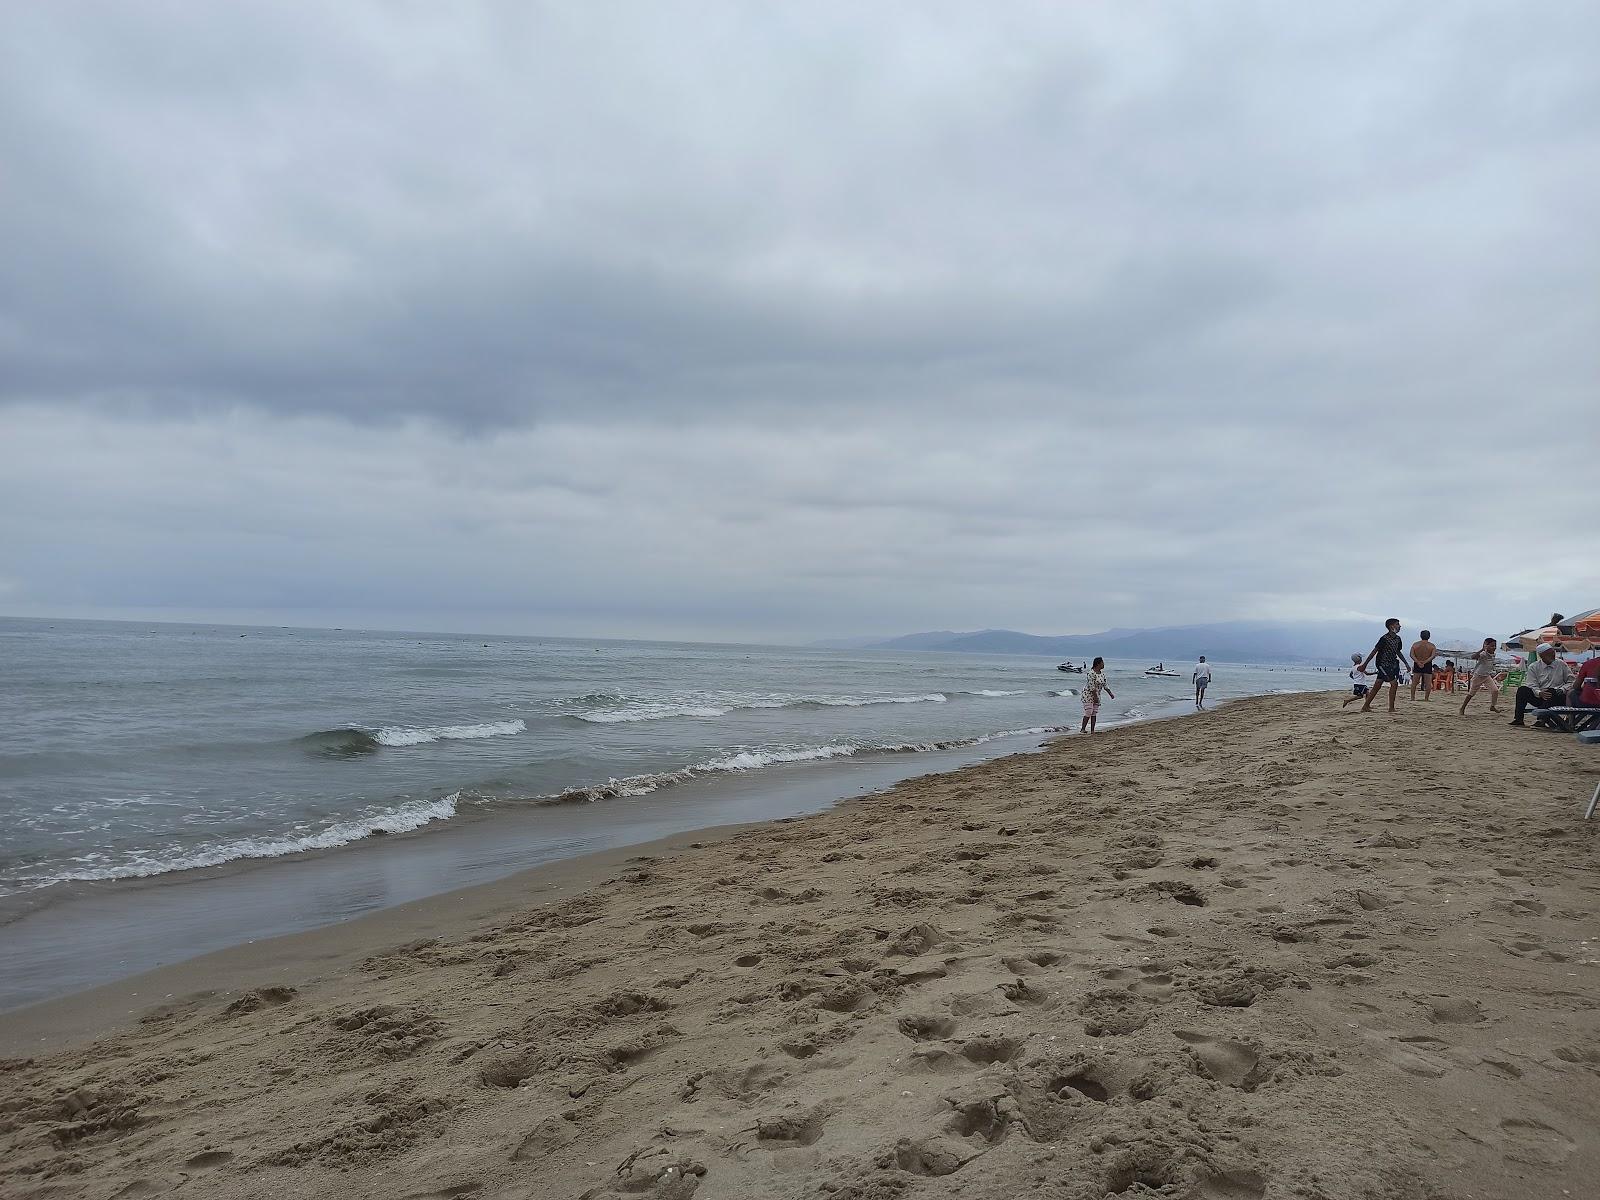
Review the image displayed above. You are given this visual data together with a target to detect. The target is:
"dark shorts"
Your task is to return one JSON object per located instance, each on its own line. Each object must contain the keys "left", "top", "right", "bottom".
{"left": 1415, "top": 662, "right": 1434, "bottom": 674}
{"left": 1351, "top": 683, "right": 1369, "bottom": 697}
{"left": 1375, "top": 664, "right": 1401, "bottom": 683}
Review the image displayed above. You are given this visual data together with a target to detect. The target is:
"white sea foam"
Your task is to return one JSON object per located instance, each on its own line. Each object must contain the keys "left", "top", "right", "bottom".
{"left": 569, "top": 692, "right": 951, "bottom": 724}
{"left": 971, "top": 725, "right": 1070, "bottom": 744}
{"left": 697, "top": 744, "right": 862, "bottom": 772}
{"left": 33, "top": 794, "right": 461, "bottom": 888}
{"left": 544, "top": 725, "right": 1070, "bottom": 805}
{"left": 15, "top": 719, "right": 1078, "bottom": 889}
{"left": 371, "top": 719, "right": 526, "bottom": 745}
{"left": 572, "top": 703, "right": 731, "bottom": 724}
{"left": 849, "top": 692, "right": 945, "bottom": 705}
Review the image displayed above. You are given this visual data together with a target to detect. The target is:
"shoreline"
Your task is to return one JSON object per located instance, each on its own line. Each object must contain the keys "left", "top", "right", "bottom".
{"left": 2, "top": 692, "right": 1595, "bottom": 1198}
{"left": 0, "top": 693, "right": 1231, "bottom": 1015}
{"left": 0, "top": 695, "right": 1226, "bottom": 1049}
{"left": 0, "top": 817, "right": 768, "bottom": 1057}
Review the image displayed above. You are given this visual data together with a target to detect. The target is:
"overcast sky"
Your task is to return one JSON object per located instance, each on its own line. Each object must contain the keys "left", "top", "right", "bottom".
{"left": 2, "top": 2, "right": 1596, "bottom": 643}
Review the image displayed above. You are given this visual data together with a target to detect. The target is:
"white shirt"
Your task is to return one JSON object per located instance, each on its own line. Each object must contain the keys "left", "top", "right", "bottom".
{"left": 1192, "top": 662, "right": 1212, "bottom": 684}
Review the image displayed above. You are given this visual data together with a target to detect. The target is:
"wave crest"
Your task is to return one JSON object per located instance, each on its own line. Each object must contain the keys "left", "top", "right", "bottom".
{"left": 298, "top": 720, "right": 525, "bottom": 753}
{"left": 568, "top": 691, "right": 976, "bottom": 725}
{"left": 33, "top": 794, "right": 461, "bottom": 887}
{"left": 297, "top": 728, "right": 383, "bottom": 757}
{"left": 542, "top": 725, "right": 1069, "bottom": 805}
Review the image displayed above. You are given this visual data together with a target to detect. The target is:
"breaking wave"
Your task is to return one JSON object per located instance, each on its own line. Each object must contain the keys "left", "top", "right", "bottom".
{"left": 298, "top": 720, "right": 526, "bottom": 754}
{"left": 543, "top": 726, "right": 1069, "bottom": 804}
{"left": 27, "top": 794, "right": 462, "bottom": 888}
{"left": 568, "top": 689, "right": 1033, "bottom": 724}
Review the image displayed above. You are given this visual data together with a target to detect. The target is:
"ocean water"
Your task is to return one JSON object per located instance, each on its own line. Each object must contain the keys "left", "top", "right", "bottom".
{"left": 0, "top": 618, "right": 1336, "bottom": 907}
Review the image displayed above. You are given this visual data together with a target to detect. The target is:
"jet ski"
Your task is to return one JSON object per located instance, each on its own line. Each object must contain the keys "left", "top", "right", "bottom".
{"left": 1056, "top": 662, "right": 1085, "bottom": 673}
{"left": 1144, "top": 663, "right": 1183, "bottom": 677}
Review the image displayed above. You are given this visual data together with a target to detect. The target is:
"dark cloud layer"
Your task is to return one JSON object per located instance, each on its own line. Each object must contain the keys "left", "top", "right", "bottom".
{"left": 2, "top": 3, "right": 1597, "bottom": 638}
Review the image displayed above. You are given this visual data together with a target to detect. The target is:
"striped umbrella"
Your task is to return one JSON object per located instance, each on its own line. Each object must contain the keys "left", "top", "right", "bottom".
{"left": 1570, "top": 608, "right": 1600, "bottom": 640}
{"left": 1511, "top": 611, "right": 1594, "bottom": 654}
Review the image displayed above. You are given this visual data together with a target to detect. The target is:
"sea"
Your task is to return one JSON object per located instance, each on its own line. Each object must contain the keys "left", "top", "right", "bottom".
{"left": 0, "top": 617, "right": 1338, "bottom": 1009}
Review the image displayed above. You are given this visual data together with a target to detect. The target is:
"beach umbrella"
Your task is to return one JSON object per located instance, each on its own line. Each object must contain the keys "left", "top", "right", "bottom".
{"left": 1511, "top": 614, "right": 1593, "bottom": 655}
{"left": 1569, "top": 608, "right": 1600, "bottom": 639}
{"left": 1510, "top": 625, "right": 1560, "bottom": 652}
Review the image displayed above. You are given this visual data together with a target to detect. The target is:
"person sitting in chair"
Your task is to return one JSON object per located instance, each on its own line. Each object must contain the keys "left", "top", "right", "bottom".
{"left": 1572, "top": 655, "right": 1600, "bottom": 730}
{"left": 1509, "top": 644, "right": 1574, "bottom": 727}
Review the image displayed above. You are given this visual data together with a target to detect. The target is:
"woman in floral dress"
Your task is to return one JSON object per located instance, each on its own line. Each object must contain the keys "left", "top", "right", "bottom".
{"left": 1080, "top": 657, "right": 1114, "bottom": 734}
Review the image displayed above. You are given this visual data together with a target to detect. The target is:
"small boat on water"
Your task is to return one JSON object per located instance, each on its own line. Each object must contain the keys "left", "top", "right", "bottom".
{"left": 1056, "top": 662, "right": 1085, "bottom": 673}
{"left": 1144, "top": 663, "right": 1183, "bottom": 678}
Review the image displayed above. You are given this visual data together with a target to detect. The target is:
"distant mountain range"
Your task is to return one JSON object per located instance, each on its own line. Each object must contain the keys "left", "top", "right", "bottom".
{"left": 811, "top": 621, "right": 1494, "bottom": 664}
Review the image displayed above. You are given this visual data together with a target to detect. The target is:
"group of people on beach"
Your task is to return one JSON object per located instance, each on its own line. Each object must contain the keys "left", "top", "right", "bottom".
{"left": 1341, "top": 617, "right": 1600, "bottom": 727}
{"left": 1077, "top": 655, "right": 1214, "bottom": 735}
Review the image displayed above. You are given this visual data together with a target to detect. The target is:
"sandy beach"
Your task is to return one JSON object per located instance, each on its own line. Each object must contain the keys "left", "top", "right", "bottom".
{"left": 3, "top": 692, "right": 1597, "bottom": 1200}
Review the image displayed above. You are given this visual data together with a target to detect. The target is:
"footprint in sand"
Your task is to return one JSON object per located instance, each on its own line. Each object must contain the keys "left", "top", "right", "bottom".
{"left": 1196, "top": 1168, "right": 1268, "bottom": 1200}
{"left": 756, "top": 1106, "right": 830, "bottom": 1148}
{"left": 896, "top": 1014, "right": 958, "bottom": 1042}
{"left": 1000, "top": 977, "right": 1052, "bottom": 1006}
{"left": 1496, "top": 1117, "right": 1575, "bottom": 1166}
{"left": 1174, "top": 1031, "right": 1268, "bottom": 1090}
{"left": 944, "top": 1097, "right": 1015, "bottom": 1148}
{"left": 890, "top": 1134, "right": 984, "bottom": 1177}
{"left": 1423, "top": 997, "right": 1486, "bottom": 1025}
{"left": 219, "top": 985, "right": 297, "bottom": 1018}
{"left": 1100, "top": 964, "right": 1176, "bottom": 998}
{"left": 1000, "top": 950, "right": 1064, "bottom": 974}
{"left": 1101, "top": 932, "right": 1158, "bottom": 949}
{"left": 595, "top": 1151, "right": 707, "bottom": 1198}
{"left": 1377, "top": 1035, "right": 1452, "bottom": 1079}
{"left": 681, "top": 1062, "right": 790, "bottom": 1102}
{"left": 956, "top": 1035, "right": 1024, "bottom": 1065}
{"left": 1078, "top": 989, "right": 1156, "bottom": 1036}
{"left": 183, "top": 1150, "right": 233, "bottom": 1169}
{"left": 399, "top": 1185, "right": 483, "bottom": 1200}
{"left": 512, "top": 1115, "right": 577, "bottom": 1162}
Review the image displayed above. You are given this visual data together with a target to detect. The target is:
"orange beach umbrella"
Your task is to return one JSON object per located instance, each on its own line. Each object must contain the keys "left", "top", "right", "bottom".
{"left": 1511, "top": 610, "right": 1595, "bottom": 654}
{"left": 1571, "top": 608, "right": 1600, "bottom": 640}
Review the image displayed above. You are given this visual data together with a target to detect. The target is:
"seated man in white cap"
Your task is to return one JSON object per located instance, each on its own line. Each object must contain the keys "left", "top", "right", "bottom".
{"left": 1510, "top": 643, "right": 1574, "bottom": 727}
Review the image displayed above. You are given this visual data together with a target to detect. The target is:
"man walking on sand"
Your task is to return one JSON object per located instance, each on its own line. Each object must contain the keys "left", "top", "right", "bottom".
{"left": 1409, "top": 629, "right": 1437, "bottom": 701}
{"left": 1358, "top": 618, "right": 1407, "bottom": 714}
{"left": 1192, "top": 656, "right": 1212, "bottom": 709}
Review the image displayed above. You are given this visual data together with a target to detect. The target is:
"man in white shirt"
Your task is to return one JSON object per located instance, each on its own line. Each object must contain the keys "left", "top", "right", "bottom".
{"left": 1192, "top": 656, "right": 1212, "bottom": 709}
{"left": 1510, "top": 643, "right": 1574, "bottom": 726}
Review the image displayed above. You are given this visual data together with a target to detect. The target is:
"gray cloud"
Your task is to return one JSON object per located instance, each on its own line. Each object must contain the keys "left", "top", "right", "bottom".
{"left": 1, "top": 2, "right": 1597, "bottom": 638}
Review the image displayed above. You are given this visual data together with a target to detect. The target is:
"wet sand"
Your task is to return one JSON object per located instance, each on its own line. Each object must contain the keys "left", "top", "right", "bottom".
{"left": 2, "top": 693, "right": 1597, "bottom": 1199}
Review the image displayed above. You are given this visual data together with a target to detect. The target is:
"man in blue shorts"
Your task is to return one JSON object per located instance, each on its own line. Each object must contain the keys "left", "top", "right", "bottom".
{"left": 1357, "top": 618, "right": 1407, "bottom": 714}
